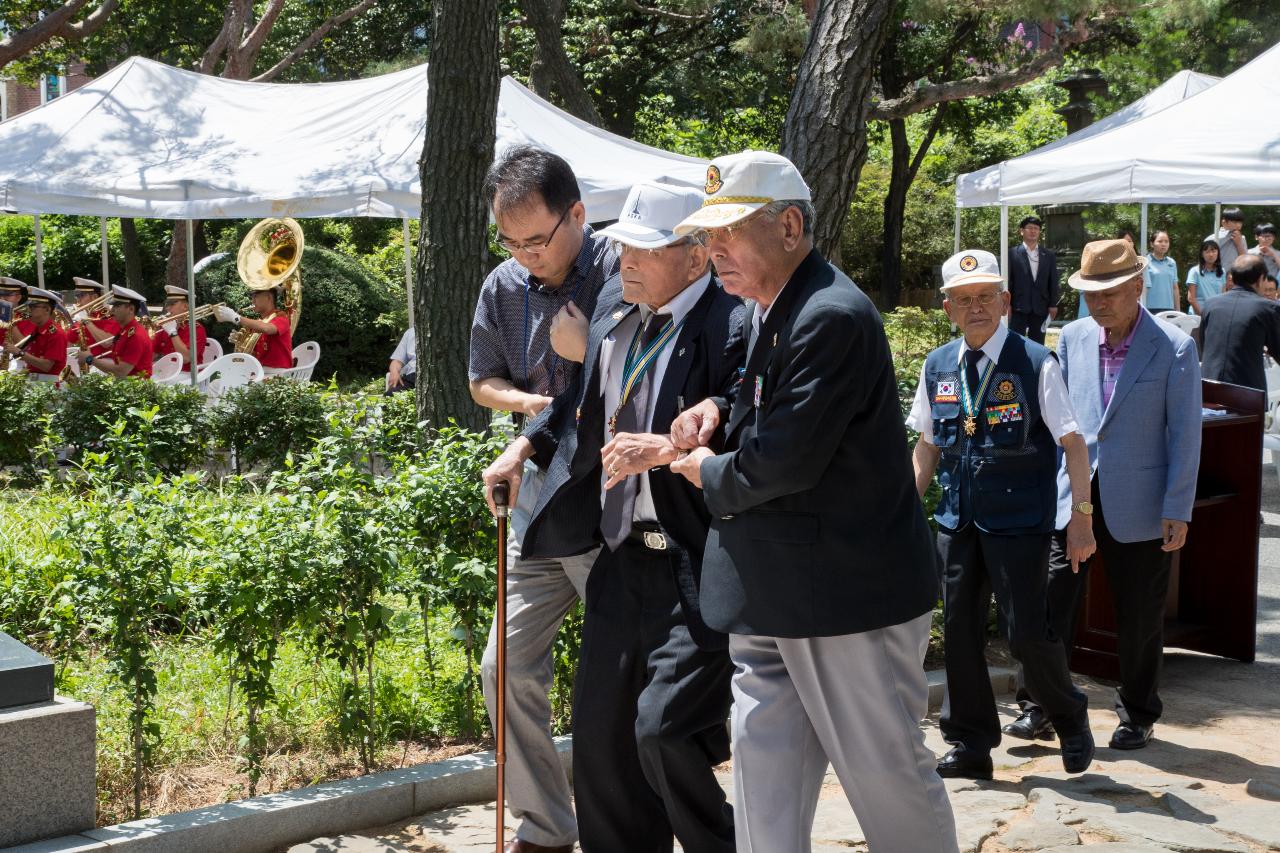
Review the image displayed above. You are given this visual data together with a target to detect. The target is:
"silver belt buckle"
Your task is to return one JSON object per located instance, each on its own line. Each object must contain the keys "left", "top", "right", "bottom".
{"left": 643, "top": 530, "right": 668, "bottom": 550}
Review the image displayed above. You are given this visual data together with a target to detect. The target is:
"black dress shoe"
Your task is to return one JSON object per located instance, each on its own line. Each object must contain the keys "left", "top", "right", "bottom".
{"left": 1002, "top": 709, "right": 1056, "bottom": 741}
{"left": 1109, "top": 722, "right": 1153, "bottom": 750}
{"left": 1059, "top": 727, "right": 1095, "bottom": 773}
{"left": 936, "top": 746, "right": 994, "bottom": 780}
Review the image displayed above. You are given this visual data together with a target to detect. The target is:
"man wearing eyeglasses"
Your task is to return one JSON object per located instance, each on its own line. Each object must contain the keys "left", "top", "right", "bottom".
{"left": 907, "top": 249, "right": 1096, "bottom": 782}
{"left": 467, "top": 145, "right": 618, "bottom": 853}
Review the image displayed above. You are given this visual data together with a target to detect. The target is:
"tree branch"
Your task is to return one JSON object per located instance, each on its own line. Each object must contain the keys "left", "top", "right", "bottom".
{"left": 199, "top": 0, "right": 241, "bottom": 75}
{"left": 906, "top": 103, "right": 946, "bottom": 185}
{"left": 251, "top": 0, "right": 380, "bottom": 82}
{"left": 867, "top": 17, "right": 1093, "bottom": 121}
{"left": 0, "top": 0, "right": 95, "bottom": 68}
{"left": 626, "top": 0, "right": 712, "bottom": 23}
{"left": 236, "top": 0, "right": 287, "bottom": 75}
{"left": 57, "top": 0, "right": 121, "bottom": 40}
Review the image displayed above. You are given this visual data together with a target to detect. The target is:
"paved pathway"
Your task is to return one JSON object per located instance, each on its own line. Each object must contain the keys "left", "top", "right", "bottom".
{"left": 293, "top": 472, "right": 1280, "bottom": 853}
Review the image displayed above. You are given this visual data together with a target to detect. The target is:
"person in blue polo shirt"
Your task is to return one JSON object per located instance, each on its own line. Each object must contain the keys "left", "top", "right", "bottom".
{"left": 908, "top": 249, "right": 1097, "bottom": 781}
{"left": 1143, "top": 230, "right": 1179, "bottom": 311}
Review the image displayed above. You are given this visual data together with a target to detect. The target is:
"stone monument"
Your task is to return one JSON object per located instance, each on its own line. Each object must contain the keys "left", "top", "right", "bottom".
{"left": 0, "top": 631, "right": 96, "bottom": 848}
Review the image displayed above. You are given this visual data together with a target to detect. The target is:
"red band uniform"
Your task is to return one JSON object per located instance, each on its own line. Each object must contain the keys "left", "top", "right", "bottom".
{"left": 254, "top": 312, "right": 293, "bottom": 370}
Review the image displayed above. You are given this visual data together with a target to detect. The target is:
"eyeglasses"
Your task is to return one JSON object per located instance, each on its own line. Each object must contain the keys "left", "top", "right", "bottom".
{"left": 609, "top": 238, "right": 694, "bottom": 257}
{"left": 701, "top": 211, "right": 765, "bottom": 243}
{"left": 948, "top": 292, "right": 1001, "bottom": 309}
{"left": 497, "top": 207, "right": 570, "bottom": 255}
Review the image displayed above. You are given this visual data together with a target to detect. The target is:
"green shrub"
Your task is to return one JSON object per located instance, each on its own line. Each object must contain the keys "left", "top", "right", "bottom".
{"left": 209, "top": 378, "right": 330, "bottom": 472}
{"left": 0, "top": 372, "right": 56, "bottom": 473}
{"left": 0, "top": 215, "right": 171, "bottom": 296}
{"left": 196, "top": 245, "right": 399, "bottom": 382}
{"left": 52, "top": 376, "right": 210, "bottom": 474}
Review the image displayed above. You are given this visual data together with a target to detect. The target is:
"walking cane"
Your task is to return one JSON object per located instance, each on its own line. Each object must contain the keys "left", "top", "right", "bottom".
{"left": 492, "top": 481, "right": 511, "bottom": 853}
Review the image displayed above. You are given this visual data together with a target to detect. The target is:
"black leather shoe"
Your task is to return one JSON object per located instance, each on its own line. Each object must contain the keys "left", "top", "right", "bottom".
{"left": 1109, "top": 722, "right": 1153, "bottom": 750}
{"left": 1002, "top": 709, "right": 1056, "bottom": 741}
{"left": 1060, "top": 728, "right": 1095, "bottom": 773}
{"left": 936, "top": 746, "right": 994, "bottom": 780}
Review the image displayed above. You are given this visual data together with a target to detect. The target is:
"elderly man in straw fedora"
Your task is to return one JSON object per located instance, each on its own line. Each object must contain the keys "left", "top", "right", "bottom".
{"left": 1011, "top": 239, "right": 1201, "bottom": 752}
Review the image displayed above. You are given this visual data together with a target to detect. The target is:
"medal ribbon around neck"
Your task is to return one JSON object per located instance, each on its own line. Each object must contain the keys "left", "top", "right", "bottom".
{"left": 610, "top": 314, "right": 685, "bottom": 434}
{"left": 959, "top": 355, "right": 997, "bottom": 437}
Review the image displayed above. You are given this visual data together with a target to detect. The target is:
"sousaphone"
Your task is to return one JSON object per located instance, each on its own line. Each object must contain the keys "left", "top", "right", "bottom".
{"left": 231, "top": 217, "right": 304, "bottom": 354}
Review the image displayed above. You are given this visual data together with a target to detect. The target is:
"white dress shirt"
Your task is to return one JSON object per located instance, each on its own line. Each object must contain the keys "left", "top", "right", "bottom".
{"left": 600, "top": 271, "right": 712, "bottom": 522}
{"left": 1024, "top": 242, "right": 1041, "bottom": 279}
{"left": 905, "top": 323, "right": 1079, "bottom": 446}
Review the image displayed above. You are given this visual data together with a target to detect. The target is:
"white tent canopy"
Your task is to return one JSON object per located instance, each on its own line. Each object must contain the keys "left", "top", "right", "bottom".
{"left": 955, "top": 69, "right": 1220, "bottom": 208}
{"left": 0, "top": 56, "right": 707, "bottom": 221}
{"left": 958, "top": 40, "right": 1280, "bottom": 207}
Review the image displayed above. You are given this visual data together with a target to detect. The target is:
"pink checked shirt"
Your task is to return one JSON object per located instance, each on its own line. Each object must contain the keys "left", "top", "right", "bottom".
{"left": 1099, "top": 309, "right": 1145, "bottom": 410}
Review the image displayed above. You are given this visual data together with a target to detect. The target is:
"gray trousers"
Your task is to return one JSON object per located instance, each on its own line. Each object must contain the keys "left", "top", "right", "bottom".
{"left": 729, "top": 612, "right": 959, "bottom": 853}
{"left": 480, "top": 464, "right": 598, "bottom": 848}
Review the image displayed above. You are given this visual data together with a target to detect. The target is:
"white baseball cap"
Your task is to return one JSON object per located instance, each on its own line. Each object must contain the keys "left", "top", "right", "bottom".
{"left": 941, "top": 249, "right": 1004, "bottom": 290}
{"left": 675, "top": 150, "right": 811, "bottom": 235}
{"left": 598, "top": 181, "right": 705, "bottom": 249}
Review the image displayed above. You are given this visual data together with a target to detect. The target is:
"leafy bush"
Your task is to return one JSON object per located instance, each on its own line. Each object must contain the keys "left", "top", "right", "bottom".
{"left": 0, "top": 214, "right": 171, "bottom": 296}
{"left": 209, "top": 378, "right": 330, "bottom": 472}
{"left": 0, "top": 372, "right": 56, "bottom": 474}
{"left": 52, "top": 376, "right": 210, "bottom": 474}
{"left": 196, "top": 245, "right": 399, "bottom": 382}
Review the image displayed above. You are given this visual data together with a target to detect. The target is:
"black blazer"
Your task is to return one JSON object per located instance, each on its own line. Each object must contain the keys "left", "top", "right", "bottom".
{"left": 1008, "top": 243, "right": 1060, "bottom": 316}
{"left": 698, "top": 249, "right": 937, "bottom": 639}
{"left": 522, "top": 273, "right": 747, "bottom": 649}
{"left": 1199, "top": 286, "right": 1280, "bottom": 391}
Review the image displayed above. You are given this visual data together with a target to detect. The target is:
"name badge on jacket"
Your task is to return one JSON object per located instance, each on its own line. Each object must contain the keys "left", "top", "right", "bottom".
{"left": 753, "top": 374, "right": 765, "bottom": 408}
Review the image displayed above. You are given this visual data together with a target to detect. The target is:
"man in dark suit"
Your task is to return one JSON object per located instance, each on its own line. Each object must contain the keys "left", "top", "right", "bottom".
{"left": 670, "top": 151, "right": 958, "bottom": 852}
{"left": 483, "top": 180, "right": 745, "bottom": 853}
{"left": 1008, "top": 215, "right": 1060, "bottom": 344}
{"left": 1200, "top": 253, "right": 1280, "bottom": 391}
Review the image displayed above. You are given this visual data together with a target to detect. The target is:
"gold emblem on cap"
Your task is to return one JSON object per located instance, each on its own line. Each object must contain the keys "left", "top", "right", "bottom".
{"left": 705, "top": 165, "right": 723, "bottom": 195}
{"left": 959, "top": 255, "right": 979, "bottom": 272}
{"left": 994, "top": 379, "right": 1016, "bottom": 402}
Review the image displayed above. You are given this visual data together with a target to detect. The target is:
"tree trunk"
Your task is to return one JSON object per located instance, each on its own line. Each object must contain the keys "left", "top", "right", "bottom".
{"left": 415, "top": 0, "right": 499, "bottom": 432}
{"left": 164, "top": 222, "right": 186, "bottom": 296}
{"left": 880, "top": 118, "right": 911, "bottom": 310}
{"left": 780, "top": 0, "right": 896, "bottom": 269}
{"left": 120, "top": 217, "right": 143, "bottom": 292}
{"left": 519, "top": 0, "right": 602, "bottom": 125}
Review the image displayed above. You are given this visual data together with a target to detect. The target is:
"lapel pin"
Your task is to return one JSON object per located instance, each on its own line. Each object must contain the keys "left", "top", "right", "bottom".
{"left": 677, "top": 347, "right": 686, "bottom": 357}
{"left": 772, "top": 333, "right": 778, "bottom": 347}
{"left": 612, "top": 310, "right": 624, "bottom": 321}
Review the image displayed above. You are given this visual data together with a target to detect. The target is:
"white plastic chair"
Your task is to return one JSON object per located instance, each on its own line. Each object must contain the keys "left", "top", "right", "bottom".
{"left": 1265, "top": 356, "right": 1280, "bottom": 411}
{"left": 1155, "top": 311, "right": 1200, "bottom": 336}
{"left": 196, "top": 353, "right": 263, "bottom": 401}
{"left": 269, "top": 341, "right": 320, "bottom": 382}
{"left": 201, "top": 337, "right": 223, "bottom": 366}
{"left": 151, "top": 352, "right": 184, "bottom": 384}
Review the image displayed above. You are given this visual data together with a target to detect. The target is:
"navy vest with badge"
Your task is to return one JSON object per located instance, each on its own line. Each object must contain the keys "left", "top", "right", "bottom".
{"left": 923, "top": 332, "right": 1057, "bottom": 535}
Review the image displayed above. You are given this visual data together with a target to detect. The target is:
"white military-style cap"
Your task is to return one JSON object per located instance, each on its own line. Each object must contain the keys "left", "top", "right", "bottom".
{"left": 23, "top": 287, "right": 64, "bottom": 307}
{"left": 72, "top": 277, "right": 106, "bottom": 294}
{"left": 941, "top": 249, "right": 1004, "bottom": 291}
{"left": 0, "top": 276, "right": 28, "bottom": 294}
{"left": 675, "top": 150, "right": 811, "bottom": 235}
{"left": 163, "top": 285, "right": 191, "bottom": 298}
{"left": 110, "top": 284, "right": 147, "bottom": 307}
{"left": 598, "top": 182, "right": 705, "bottom": 249}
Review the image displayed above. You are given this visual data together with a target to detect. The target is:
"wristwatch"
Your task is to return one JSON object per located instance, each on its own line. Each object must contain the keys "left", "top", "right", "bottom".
{"left": 85, "top": 355, "right": 95, "bottom": 365}
{"left": 1072, "top": 500, "right": 1094, "bottom": 516}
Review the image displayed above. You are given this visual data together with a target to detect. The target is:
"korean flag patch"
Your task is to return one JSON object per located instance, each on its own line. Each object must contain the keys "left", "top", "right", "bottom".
{"left": 935, "top": 379, "right": 958, "bottom": 403}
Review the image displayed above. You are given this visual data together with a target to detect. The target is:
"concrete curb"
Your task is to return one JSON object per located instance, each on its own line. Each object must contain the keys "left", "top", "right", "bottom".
{"left": 5, "top": 667, "right": 1018, "bottom": 853}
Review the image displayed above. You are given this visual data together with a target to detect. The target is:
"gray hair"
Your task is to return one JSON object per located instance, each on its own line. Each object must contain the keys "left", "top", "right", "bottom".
{"left": 761, "top": 199, "right": 816, "bottom": 237}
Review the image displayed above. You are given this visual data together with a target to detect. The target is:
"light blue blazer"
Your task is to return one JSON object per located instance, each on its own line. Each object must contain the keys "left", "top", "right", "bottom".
{"left": 1054, "top": 312, "right": 1202, "bottom": 541}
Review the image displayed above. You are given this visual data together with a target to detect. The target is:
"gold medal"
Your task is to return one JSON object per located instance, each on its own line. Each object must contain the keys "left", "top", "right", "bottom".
{"left": 964, "top": 416, "right": 977, "bottom": 436}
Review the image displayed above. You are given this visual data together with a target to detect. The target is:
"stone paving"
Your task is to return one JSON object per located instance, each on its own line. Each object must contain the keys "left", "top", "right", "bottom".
{"left": 292, "top": 473, "right": 1280, "bottom": 853}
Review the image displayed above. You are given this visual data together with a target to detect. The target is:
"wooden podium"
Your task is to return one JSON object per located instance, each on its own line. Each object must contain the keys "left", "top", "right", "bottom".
{"left": 1070, "top": 379, "right": 1264, "bottom": 679}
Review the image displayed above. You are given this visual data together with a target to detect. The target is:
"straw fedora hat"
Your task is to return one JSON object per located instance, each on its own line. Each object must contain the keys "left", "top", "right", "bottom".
{"left": 1068, "top": 239, "right": 1149, "bottom": 291}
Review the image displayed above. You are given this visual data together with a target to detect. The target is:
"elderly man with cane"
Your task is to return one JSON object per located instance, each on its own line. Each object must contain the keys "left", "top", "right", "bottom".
{"left": 484, "top": 180, "right": 745, "bottom": 853}
{"left": 669, "top": 151, "right": 958, "bottom": 853}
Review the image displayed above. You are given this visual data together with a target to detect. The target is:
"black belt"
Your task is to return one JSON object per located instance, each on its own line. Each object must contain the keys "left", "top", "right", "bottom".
{"left": 626, "top": 522, "right": 671, "bottom": 551}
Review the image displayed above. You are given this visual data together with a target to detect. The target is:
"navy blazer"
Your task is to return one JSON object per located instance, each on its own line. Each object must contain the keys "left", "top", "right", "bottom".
{"left": 1199, "top": 286, "right": 1280, "bottom": 392}
{"left": 522, "top": 272, "right": 747, "bottom": 649}
{"left": 1008, "top": 243, "right": 1060, "bottom": 316}
{"left": 698, "top": 249, "right": 938, "bottom": 639}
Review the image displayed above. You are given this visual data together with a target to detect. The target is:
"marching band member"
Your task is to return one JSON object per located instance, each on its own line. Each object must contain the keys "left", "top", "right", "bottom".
{"left": 215, "top": 288, "right": 293, "bottom": 371}
{"left": 1, "top": 277, "right": 36, "bottom": 340}
{"left": 77, "top": 286, "right": 153, "bottom": 378}
{"left": 153, "top": 284, "right": 208, "bottom": 371}
{"left": 3, "top": 287, "right": 68, "bottom": 378}
{"left": 70, "top": 277, "right": 123, "bottom": 354}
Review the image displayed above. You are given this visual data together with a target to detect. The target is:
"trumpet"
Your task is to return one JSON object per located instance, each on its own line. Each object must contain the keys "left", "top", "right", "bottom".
{"left": 160, "top": 302, "right": 225, "bottom": 327}
{"left": 70, "top": 292, "right": 112, "bottom": 320}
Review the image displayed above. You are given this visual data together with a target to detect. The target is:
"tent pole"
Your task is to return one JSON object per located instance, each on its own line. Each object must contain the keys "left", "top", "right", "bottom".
{"left": 1214, "top": 203, "right": 1221, "bottom": 234}
{"left": 100, "top": 217, "right": 110, "bottom": 286}
{"left": 999, "top": 206, "right": 1009, "bottom": 326}
{"left": 1138, "top": 203, "right": 1149, "bottom": 308}
{"left": 403, "top": 217, "right": 415, "bottom": 328}
{"left": 33, "top": 214, "right": 45, "bottom": 289}
{"left": 186, "top": 219, "right": 198, "bottom": 388}
{"left": 953, "top": 208, "right": 961, "bottom": 254}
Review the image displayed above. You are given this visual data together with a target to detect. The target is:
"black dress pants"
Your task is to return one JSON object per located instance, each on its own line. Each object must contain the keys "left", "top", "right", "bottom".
{"left": 1009, "top": 310, "right": 1048, "bottom": 344}
{"left": 1016, "top": 483, "right": 1171, "bottom": 727}
{"left": 572, "top": 538, "right": 735, "bottom": 853}
{"left": 938, "top": 524, "right": 1087, "bottom": 753}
